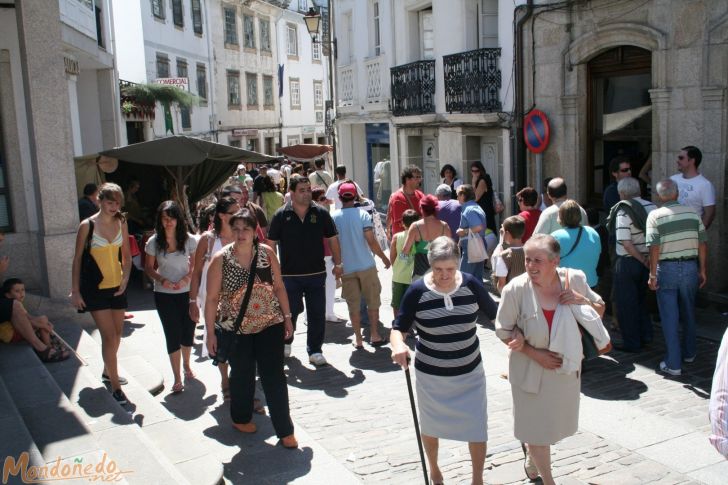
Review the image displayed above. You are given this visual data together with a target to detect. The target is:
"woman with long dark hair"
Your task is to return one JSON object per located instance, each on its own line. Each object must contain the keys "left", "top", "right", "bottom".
{"left": 470, "top": 161, "right": 497, "bottom": 234}
{"left": 71, "top": 183, "right": 132, "bottom": 405}
{"left": 440, "top": 164, "right": 463, "bottom": 199}
{"left": 145, "top": 201, "right": 198, "bottom": 393}
{"left": 189, "top": 196, "right": 239, "bottom": 398}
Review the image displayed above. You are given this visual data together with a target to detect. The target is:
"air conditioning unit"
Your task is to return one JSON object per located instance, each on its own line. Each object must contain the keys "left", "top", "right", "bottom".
{"left": 315, "top": 111, "right": 323, "bottom": 122}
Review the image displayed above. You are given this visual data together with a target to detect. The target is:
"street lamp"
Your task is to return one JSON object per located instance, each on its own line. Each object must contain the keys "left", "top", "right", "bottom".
{"left": 303, "top": 7, "right": 338, "bottom": 167}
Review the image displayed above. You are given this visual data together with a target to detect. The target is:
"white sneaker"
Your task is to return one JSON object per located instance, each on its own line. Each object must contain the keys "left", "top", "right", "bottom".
{"left": 658, "top": 361, "right": 681, "bottom": 376}
{"left": 284, "top": 344, "right": 292, "bottom": 358}
{"left": 326, "top": 315, "right": 348, "bottom": 323}
{"left": 308, "top": 353, "right": 327, "bottom": 366}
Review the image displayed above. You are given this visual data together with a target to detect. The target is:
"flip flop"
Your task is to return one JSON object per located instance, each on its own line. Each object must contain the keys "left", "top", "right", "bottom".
{"left": 171, "top": 382, "right": 184, "bottom": 394}
{"left": 370, "top": 338, "right": 388, "bottom": 347}
{"left": 352, "top": 342, "right": 364, "bottom": 350}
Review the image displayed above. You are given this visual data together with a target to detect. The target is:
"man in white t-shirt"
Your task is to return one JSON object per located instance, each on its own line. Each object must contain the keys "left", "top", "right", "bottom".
{"left": 326, "top": 165, "right": 363, "bottom": 210}
{"left": 308, "top": 158, "right": 333, "bottom": 190}
{"left": 671, "top": 145, "right": 716, "bottom": 229}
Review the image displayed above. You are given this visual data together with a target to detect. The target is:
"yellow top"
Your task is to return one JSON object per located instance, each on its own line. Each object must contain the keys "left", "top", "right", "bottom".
{"left": 90, "top": 226, "right": 123, "bottom": 289}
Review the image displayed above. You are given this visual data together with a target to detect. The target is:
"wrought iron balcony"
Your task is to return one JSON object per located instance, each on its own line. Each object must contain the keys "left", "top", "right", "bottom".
{"left": 443, "top": 48, "right": 501, "bottom": 113}
{"left": 390, "top": 60, "right": 435, "bottom": 116}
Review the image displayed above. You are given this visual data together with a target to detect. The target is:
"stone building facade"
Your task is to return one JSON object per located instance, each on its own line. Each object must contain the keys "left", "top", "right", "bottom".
{"left": 0, "top": 0, "right": 120, "bottom": 299}
{"left": 519, "top": 0, "right": 728, "bottom": 293}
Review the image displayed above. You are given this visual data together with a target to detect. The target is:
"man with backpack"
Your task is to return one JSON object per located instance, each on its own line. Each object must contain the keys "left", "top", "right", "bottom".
{"left": 607, "top": 177, "right": 656, "bottom": 353}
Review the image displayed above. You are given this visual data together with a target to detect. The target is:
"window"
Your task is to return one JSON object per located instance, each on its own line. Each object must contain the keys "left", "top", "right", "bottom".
{"left": 229, "top": 139, "right": 241, "bottom": 148}
{"left": 248, "top": 138, "right": 258, "bottom": 152}
{"left": 373, "top": 2, "right": 381, "bottom": 56}
{"left": 298, "top": 0, "right": 308, "bottom": 12}
{"left": 289, "top": 78, "right": 300, "bottom": 109}
{"left": 287, "top": 135, "right": 300, "bottom": 146}
{"left": 196, "top": 63, "right": 207, "bottom": 100}
{"left": 191, "top": 0, "right": 203, "bottom": 34}
{"left": 286, "top": 24, "right": 298, "bottom": 57}
{"left": 260, "top": 18, "right": 271, "bottom": 52}
{"left": 176, "top": 58, "right": 188, "bottom": 79}
{"left": 0, "top": 152, "right": 13, "bottom": 232}
{"left": 95, "top": 5, "right": 105, "bottom": 48}
{"left": 312, "top": 41, "right": 321, "bottom": 61}
{"left": 172, "top": 0, "right": 183, "bottom": 27}
{"left": 151, "top": 0, "right": 165, "bottom": 19}
{"left": 224, "top": 7, "right": 238, "bottom": 46}
{"left": 263, "top": 75, "right": 274, "bottom": 109}
{"left": 243, "top": 15, "right": 255, "bottom": 49}
{"left": 313, "top": 81, "right": 323, "bottom": 108}
{"left": 156, "top": 53, "right": 170, "bottom": 78}
{"left": 246, "top": 73, "right": 258, "bottom": 108}
{"left": 177, "top": 59, "right": 190, "bottom": 129}
{"left": 227, "top": 70, "right": 241, "bottom": 106}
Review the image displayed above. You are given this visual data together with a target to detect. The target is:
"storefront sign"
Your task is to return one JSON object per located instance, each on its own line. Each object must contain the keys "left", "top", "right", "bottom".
{"left": 154, "top": 77, "right": 189, "bottom": 91}
{"left": 232, "top": 129, "right": 258, "bottom": 136}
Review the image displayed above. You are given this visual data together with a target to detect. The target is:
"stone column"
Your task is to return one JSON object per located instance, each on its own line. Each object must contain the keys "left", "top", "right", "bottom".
{"left": 16, "top": 0, "right": 80, "bottom": 299}
{"left": 559, "top": 95, "right": 580, "bottom": 201}
{"left": 648, "top": 88, "right": 671, "bottom": 183}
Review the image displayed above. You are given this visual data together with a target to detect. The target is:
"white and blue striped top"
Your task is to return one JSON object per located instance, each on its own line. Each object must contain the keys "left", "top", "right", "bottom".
{"left": 393, "top": 272, "right": 498, "bottom": 376}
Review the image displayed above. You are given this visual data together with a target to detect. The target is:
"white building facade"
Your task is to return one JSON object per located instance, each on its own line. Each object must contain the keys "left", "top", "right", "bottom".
{"left": 0, "top": 0, "right": 121, "bottom": 297}
{"left": 277, "top": 0, "right": 329, "bottom": 149}
{"left": 334, "top": 0, "right": 514, "bottom": 213}
{"left": 112, "top": 0, "right": 215, "bottom": 142}
{"left": 208, "top": 0, "right": 284, "bottom": 155}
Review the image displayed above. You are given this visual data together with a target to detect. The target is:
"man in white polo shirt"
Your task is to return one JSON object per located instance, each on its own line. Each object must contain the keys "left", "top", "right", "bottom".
{"left": 671, "top": 145, "right": 716, "bottom": 229}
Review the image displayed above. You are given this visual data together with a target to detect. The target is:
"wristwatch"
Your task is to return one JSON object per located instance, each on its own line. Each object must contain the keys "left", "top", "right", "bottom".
{"left": 283, "top": 313, "right": 292, "bottom": 319}
{"left": 334, "top": 263, "right": 344, "bottom": 269}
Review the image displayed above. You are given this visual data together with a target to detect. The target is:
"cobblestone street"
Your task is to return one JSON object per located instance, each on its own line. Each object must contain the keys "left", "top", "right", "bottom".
{"left": 117, "top": 259, "right": 727, "bottom": 484}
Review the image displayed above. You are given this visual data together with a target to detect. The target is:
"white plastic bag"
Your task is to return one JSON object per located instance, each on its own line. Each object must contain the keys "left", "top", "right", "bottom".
{"left": 467, "top": 229, "right": 487, "bottom": 263}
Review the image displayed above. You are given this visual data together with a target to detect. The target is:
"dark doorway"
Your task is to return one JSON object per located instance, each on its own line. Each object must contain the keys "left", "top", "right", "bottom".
{"left": 126, "top": 121, "right": 145, "bottom": 145}
{"left": 588, "top": 46, "right": 652, "bottom": 207}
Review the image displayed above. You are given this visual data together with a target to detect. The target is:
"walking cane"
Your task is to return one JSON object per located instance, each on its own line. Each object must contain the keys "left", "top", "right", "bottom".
{"left": 51, "top": 330, "right": 88, "bottom": 366}
{"left": 404, "top": 360, "right": 429, "bottom": 485}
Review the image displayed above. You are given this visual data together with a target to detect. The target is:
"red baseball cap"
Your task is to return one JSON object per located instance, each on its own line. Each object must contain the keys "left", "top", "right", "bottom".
{"left": 338, "top": 182, "right": 357, "bottom": 199}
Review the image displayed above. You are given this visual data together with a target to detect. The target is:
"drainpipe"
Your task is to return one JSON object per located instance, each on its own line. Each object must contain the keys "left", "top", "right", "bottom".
{"left": 203, "top": 0, "right": 217, "bottom": 141}
{"left": 513, "top": 0, "right": 533, "bottom": 198}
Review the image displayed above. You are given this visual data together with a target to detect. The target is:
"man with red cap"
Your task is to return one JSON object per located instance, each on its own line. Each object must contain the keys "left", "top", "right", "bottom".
{"left": 331, "top": 181, "right": 391, "bottom": 349}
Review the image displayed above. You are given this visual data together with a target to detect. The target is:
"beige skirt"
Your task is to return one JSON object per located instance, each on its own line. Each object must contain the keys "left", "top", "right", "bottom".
{"left": 511, "top": 368, "right": 580, "bottom": 445}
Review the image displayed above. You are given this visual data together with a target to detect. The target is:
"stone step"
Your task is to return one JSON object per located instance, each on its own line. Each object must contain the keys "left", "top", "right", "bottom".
{"left": 0, "top": 345, "right": 189, "bottom": 485}
{"left": 0, "top": 374, "right": 46, "bottom": 485}
{"left": 51, "top": 318, "right": 223, "bottom": 485}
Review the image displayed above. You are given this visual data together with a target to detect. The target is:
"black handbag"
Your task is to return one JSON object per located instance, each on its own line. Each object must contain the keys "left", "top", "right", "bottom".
{"left": 212, "top": 246, "right": 258, "bottom": 366}
{"left": 80, "top": 220, "right": 103, "bottom": 292}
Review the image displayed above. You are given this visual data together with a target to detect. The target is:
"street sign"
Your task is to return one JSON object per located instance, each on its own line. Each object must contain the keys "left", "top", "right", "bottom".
{"left": 523, "top": 109, "right": 550, "bottom": 154}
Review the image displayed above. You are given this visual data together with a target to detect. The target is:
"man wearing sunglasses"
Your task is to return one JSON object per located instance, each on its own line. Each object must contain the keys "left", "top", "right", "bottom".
{"left": 603, "top": 156, "right": 633, "bottom": 211}
{"left": 671, "top": 146, "right": 716, "bottom": 230}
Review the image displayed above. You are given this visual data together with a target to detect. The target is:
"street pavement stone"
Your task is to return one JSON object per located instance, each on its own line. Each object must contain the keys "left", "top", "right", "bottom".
{"left": 111, "top": 258, "right": 726, "bottom": 484}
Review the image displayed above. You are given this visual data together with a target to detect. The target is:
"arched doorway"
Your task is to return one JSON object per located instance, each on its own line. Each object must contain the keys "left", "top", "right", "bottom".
{"left": 587, "top": 46, "right": 652, "bottom": 207}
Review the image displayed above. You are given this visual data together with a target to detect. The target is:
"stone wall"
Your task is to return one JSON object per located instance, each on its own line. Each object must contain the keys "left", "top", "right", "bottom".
{"left": 523, "top": 0, "right": 728, "bottom": 292}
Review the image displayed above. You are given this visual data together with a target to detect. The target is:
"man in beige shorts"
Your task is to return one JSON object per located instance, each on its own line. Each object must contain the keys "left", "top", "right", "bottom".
{"left": 331, "top": 182, "right": 391, "bottom": 349}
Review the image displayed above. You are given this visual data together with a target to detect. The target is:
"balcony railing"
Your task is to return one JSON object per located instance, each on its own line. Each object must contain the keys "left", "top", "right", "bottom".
{"left": 337, "top": 64, "right": 355, "bottom": 107}
{"left": 443, "top": 48, "right": 501, "bottom": 113}
{"left": 364, "top": 56, "right": 384, "bottom": 103}
{"left": 390, "top": 60, "right": 435, "bottom": 116}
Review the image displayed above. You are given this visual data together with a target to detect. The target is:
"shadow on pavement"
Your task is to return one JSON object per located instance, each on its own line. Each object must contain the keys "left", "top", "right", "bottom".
{"left": 285, "top": 357, "right": 365, "bottom": 398}
{"left": 160, "top": 378, "right": 217, "bottom": 421}
{"left": 348, "top": 346, "right": 400, "bottom": 373}
{"left": 580, "top": 358, "right": 647, "bottom": 400}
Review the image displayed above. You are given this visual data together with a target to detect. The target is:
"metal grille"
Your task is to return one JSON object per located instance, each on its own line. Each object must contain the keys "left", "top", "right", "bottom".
{"left": 390, "top": 60, "right": 435, "bottom": 116}
{"left": 443, "top": 48, "right": 501, "bottom": 113}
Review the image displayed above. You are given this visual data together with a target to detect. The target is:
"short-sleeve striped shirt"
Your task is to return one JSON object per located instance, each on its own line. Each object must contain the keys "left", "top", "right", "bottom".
{"left": 645, "top": 201, "right": 707, "bottom": 260}
{"left": 393, "top": 272, "right": 497, "bottom": 376}
{"left": 615, "top": 198, "right": 656, "bottom": 256}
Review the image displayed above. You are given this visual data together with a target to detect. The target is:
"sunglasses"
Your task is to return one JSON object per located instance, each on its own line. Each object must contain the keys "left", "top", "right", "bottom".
{"left": 619, "top": 167, "right": 631, "bottom": 173}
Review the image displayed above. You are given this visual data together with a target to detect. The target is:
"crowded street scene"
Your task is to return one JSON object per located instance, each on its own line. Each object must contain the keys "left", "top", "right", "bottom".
{"left": 1, "top": 0, "right": 727, "bottom": 484}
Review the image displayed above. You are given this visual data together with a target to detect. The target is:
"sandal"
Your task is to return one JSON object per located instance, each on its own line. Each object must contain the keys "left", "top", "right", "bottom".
{"left": 253, "top": 398, "right": 266, "bottom": 415}
{"left": 36, "top": 346, "right": 70, "bottom": 363}
{"left": 352, "top": 342, "right": 364, "bottom": 350}
{"left": 521, "top": 443, "right": 540, "bottom": 481}
{"left": 171, "top": 382, "right": 184, "bottom": 394}
{"left": 370, "top": 337, "right": 388, "bottom": 347}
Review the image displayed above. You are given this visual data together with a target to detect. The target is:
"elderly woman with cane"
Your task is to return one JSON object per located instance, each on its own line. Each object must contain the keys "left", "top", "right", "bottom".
{"left": 391, "top": 236, "right": 497, "bottom": 485}
{"left": 495, "top": 234, "right": 610, "bottom": 484}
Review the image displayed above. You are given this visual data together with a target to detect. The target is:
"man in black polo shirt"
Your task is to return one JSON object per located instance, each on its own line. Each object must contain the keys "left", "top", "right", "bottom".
{"left": 252, "top": 165, "right": 269, "bottom": 205}
{"left": 268, "top": 175, "right": 343, "bottom": 366}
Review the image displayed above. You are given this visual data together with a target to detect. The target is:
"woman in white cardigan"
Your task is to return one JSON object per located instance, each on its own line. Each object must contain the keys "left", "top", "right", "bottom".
{"left": 495, "top": 234, "right": 610, "bottom": 485}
